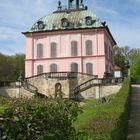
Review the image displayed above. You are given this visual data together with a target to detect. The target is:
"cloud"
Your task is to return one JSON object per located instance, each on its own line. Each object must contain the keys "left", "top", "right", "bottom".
{"left": 109, "top": 19, "right": 140, "bottom": 48}
{"left": 0, "top": 25, "right": 25, "bottom": 54}
{"left": 0, "top": 0, "right": 140, "bottom": 55}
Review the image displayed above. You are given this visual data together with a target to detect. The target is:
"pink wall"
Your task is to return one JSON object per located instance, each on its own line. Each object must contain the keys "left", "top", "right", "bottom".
{"left": 26, "top": 37, "right": 33, "bottom": 59}
{"left": 25, "top": 61, "right": 33, "bottom": 78}
{"left": 25, "top": 29, "right": 114, "bottom": 78}
{"left": 104, "top": 30, "right": 115, "bottom": 74}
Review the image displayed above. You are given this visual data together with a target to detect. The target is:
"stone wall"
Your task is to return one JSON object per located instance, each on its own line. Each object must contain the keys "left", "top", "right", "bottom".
{"left": 0, "top": 74, "right": 122, "bottom": 100}
{"left": 0, "top": 87, "right": 34, "bottom": 98}
{"left": 27, "top": 75, "right": 70, "bottom": 98}
{"left": 79, "top": 86, "right": 96, "bottom": 100}
{"left": 100, "top": 84, "right": 122, "bottom": 97}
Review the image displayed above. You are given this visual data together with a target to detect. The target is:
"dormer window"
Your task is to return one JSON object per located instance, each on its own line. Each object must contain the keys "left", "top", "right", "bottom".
{"left": 85, "top": 16, "right": 94, "bottom": 26}
{"left": 37, "top": 21, "right": 45, "bottom": 30}
{"left": 61, "top": 18, "right": 69, "bottom": 28}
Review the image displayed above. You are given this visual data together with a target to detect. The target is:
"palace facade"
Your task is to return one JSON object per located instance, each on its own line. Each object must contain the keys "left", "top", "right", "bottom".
{"left": 23, "top": 0, "right": 116, "bottom": 78}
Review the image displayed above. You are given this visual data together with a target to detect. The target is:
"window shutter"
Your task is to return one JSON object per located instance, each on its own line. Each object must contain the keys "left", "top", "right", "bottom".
{"left": 71, "top": 63, "right": 78, "bottom": 72}
{"left": 86, "top": 63, "right": 93, "bottom": 75}
{"left": 37, "top": 65, "right": 43, "bottom": 75}
{"left": 71, "top": 41, "right": 78, "bottom": 56}
{"left": 50, "top": 64, "right": 57, "bottom": 72}
{"left": 86, "top": 40, "right": 92, "bottom": 56}
{"left": 50, "top": 43, "right": 57, "bottom": 58}
{"left": 37, "top": 44, "right": 43, "bottom": 58}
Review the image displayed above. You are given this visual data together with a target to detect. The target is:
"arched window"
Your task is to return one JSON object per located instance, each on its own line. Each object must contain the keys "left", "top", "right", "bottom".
{"left": 37, "top": 65, "right": 43, "bottom": 75}
{"left": 37, "top": 43, "right": 43, "bottom": 58}
{"left": 71, "top": 41, "right": 78, "bottom": 56}
{"left": 86, "top": 40, "right": 92, "bottom": 56}
{"left": 71, "top": 63, "right": 78, "bottom": 73}
{"left": 86, "top": 63, "right": 93, "bottom": 75}
{"left": 50, "top": 64, "right": 57, "bottom": 72}
{"left": 50, "top": 42, "right": 57, "bottom": 58}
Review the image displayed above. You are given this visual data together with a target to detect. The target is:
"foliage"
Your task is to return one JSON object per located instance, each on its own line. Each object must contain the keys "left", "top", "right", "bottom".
{"left": 114, "top": 46, "right": 127, "bottom": 75}
{"left": 0, "top": 78, "right": 131, "bottom": 139}
{"left": 0, "top": 98, "right": 82, "bottom": 140}
{"left": 0, "top": 53, "right": 25, "bottom": 81}
{"left": 74, "top": 78, "right": 131, "bottom": 139}
{"left": 130, "top": 56, "right": 140, "bottom": 84}
{"left": 114, "top": 46, "right": 140, "bottom": 76}
{"left": 128, "top": 48, "right": 140, "bottom": 65}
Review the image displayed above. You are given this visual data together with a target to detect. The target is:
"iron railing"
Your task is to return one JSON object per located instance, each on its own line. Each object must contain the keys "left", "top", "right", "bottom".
{"left": 73, "top": 77, "right": 123, "bottom": 95}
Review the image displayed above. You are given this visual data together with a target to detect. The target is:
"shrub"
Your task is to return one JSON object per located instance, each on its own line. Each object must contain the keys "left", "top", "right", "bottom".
{"left": 130, "top": 56, "right": 140, "bottom": 84}
{"left": 0, "top": 98, "right": 82, "bottom": 140}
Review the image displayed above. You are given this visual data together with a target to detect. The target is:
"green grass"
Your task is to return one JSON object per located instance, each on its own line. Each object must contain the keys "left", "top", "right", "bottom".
{"left": 74, "top": 78, "right": 131, "bottom": 140}
{"left": 74, "top": 95, "right": 115, "bottom": 130}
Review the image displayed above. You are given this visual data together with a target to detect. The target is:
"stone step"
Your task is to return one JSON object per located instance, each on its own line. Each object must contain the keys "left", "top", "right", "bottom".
{"left": 127, "top": 85, "right": 140, "bottom": 140}
{"left": 128, "top": 121, "right": 140, "bottom": 130}
{"left": 127, "top": 133, "right": 140, "bottom": 140}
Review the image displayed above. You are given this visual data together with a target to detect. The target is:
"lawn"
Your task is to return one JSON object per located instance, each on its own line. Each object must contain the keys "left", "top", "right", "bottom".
{"left": 74, "top": 78, "right": 130, "bottom": 139}
{"left": 74, "top": 96, "right": 115, "bottom": 130}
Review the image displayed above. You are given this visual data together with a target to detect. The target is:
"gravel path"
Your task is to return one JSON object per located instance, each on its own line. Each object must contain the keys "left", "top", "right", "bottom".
{"left": 127, "top": 85, "right": 140, "bottom": 140}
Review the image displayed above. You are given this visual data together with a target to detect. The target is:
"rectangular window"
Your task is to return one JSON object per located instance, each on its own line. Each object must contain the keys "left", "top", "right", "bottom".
{"left": 50, "top": 43, "right": 57, "bottom": 58}
{"left": 71, "top": 41, "right": 78, "bottom": 56}
{"left": 86, "top": 40, "right": 92, "bottom": 56}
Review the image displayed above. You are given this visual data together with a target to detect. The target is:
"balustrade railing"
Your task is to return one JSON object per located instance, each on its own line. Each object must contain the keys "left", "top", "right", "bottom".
{"left": 44, "top": 72, "right": 96, "bottom": 79}
{"left": 73, "top": 77, "right": 123, "bottom": 95}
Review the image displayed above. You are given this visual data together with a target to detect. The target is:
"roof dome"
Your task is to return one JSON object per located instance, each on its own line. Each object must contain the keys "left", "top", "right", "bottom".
{"left": 30, "top": 0, "right": 104, "bottom": 32}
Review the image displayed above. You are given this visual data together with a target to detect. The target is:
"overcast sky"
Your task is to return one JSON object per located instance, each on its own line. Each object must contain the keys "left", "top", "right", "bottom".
{"left": 0, "top": 0, "right": 140, "bottom": 55}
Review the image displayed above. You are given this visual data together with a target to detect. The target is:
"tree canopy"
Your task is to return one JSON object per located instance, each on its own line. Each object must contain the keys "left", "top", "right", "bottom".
{"left": 130, "top": 56, "right": 140, "bottom": 84}
{"left": 114, "top": 46, "right": 140, "bottom": 76}
{"left": 0, "top": 53, "right": 25, "bottom": 81}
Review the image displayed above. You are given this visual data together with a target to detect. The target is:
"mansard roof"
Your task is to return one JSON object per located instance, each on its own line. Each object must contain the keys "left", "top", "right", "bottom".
{"left": 23, "top": 0, "right": 116, "bottom": 45}
{"left": 29, "top": 9, "right": 103, "bottom": 32}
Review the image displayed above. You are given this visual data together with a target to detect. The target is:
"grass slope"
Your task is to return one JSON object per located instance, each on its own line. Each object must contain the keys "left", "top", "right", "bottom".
{"left": 74, "top": 78, "right": 130, "bottom": 140}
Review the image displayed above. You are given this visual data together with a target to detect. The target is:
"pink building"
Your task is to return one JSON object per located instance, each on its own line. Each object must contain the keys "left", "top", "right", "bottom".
{"left": 23, "top": 0, "right": 116, "bottom": 78}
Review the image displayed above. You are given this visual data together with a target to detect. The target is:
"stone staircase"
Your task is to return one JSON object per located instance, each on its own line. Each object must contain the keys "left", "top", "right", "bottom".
{"left": 73, "top": 78, "right": 102, "bottom": 95}
{"left": 72, "top": 77, "right": 123, "bottom": 98}
{"left": 22, "top": 79, "right": 48, "bottom": 98}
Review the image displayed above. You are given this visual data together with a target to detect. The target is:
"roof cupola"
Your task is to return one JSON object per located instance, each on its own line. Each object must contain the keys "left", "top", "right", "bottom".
{"left": 56, "top": 0, "right": 86, "bottom": 12}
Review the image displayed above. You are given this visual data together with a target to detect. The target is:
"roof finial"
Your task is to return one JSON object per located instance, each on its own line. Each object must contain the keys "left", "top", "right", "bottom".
{"left": 67, "top": 0, "right": 74, "bottom": 9}
{"left": 76, "top": 0, "right": 79, "bottom": 9}
{"left": 58, "top": 1, "right": 62, "bottom": 10}
{"left": 79, "top": 0, "right": 84, "bottom": 8}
